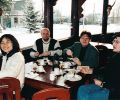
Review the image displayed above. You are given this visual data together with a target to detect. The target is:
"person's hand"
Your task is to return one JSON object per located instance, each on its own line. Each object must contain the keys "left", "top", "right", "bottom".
{"left": 80, "top": 67, "right": 93, "bottom": 74}
{"left": 34, "top": 52, "right": 40, "bottom": 57}
{"left": 72, "top": 57, "right": 81, "bottom": 65}
{"left": 66, "top": 49, "right": 73, "bottom": 57}
{"left": 40, "top": 51, "right": 51, "bottom": 57}
{"left": 94, "top": 79, "right": 103, "bottom": 87}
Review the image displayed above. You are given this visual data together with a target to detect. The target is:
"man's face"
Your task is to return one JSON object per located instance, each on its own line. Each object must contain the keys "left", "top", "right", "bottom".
{"left": 41, "top": 29, "right": 50, "bottom": 41}
{"left": 112, "top": 37, "right": 120, "bottom": 52}
{"left": 80, "top": 34, "right": 91, "bottom": 47}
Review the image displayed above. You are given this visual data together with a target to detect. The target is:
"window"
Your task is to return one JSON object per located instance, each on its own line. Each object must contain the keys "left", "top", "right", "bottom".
{"left": 79, "top": 0, "right": 103, "bottom": 35}
{"left": 53, "top": 0, "right": 71, "bottom": 39}
{"left": 1, "top": 0, "right": 120, "bottom": 48}
{"left": 107, "top": 0, "right": 120, "bottom": 33}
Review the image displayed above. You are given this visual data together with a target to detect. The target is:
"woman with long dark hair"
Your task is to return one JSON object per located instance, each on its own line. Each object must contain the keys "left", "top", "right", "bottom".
{"left": 0, "top": 34, "right": 25, "bottom": 88}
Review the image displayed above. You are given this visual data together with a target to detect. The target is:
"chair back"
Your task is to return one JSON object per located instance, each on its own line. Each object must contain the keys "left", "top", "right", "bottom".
{"left": 95, "top": 45, "right": 109, "bottom": 67}
{"left": 0, "top": 77, "right": 21, "bottom": 100}
{"left": 32, "top": 88, "right": 70, "bottom": 100}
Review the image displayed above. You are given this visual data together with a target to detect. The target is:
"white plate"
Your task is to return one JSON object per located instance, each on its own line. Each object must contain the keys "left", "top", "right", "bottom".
{"left": 25, "top": 72, "right": 39, "bottom": 78}
{"left": 63, "top": 61, "right": 76, "bottom": 68}
{"left": 64, "top": 74, "right": 82, "bottom": 81}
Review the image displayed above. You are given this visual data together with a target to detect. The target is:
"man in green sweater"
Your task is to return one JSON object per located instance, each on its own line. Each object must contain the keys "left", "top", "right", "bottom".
{"left": 63, "top": 31, "right": 99, "bottom": 69}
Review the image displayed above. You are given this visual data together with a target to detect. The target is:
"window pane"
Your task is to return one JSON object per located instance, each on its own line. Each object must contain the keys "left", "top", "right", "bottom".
{"left": 79, "top": 0, "right": 103, "bottom": 35}
{"left": 53, "top": 0, "right": 71, "bottom": 39}
{"left": 0, "top": 0, "right": 43, "bottom": 48}
{"left": 107, "top": 0, "right": 120, "bottom": 33}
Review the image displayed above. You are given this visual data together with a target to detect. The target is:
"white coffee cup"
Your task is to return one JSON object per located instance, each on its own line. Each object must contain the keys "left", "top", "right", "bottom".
{"left": 37, "top": 65, "right": 44, "bottom": 72}
{"left": 63, "top": 62, "right": 70, "bottom": 68}
{"left": 54, "top": 68, "right": 60, "bottom": 75}
{"left": 67, "top": 72, "right": 74, "bottom": 78}
{"left": 50, "top": 72, "right": 56, "bottom": 81}
{"left": 77, "top": 66, "right": 82, "bottom": 70}
{"left": 39, "top": 59, "right": 45, "bottom": 65}
{"left": 32, "top": 63, "right": 38, "bottom": 71}
{"left": 67, "top": 69, "right": 75, "bottom": 78}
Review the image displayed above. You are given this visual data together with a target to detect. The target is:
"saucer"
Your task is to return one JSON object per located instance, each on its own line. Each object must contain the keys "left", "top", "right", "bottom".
{"left": 25, "top": 72, "right": 39, "bottom": 78}
{"left": 64, "top": 74, "right": 82, "bottom": 81}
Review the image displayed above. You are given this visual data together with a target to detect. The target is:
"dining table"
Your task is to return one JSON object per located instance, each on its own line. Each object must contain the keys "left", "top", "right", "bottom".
{"left": 24, "top": 60, "right": 91, "bottom": 100}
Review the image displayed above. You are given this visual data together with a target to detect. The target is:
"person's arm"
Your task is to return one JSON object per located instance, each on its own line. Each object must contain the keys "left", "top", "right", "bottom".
{"left": 72, "top": 57, "right": 81, "bottom": 65}
{"left": 30, "top": 42, "right": 39, "bottom": 58}
{"left": 63, "top": 43, "right": 77, "bottom": 57}
{"left": 50, "top": 41, "right": 62, "bottom": 56}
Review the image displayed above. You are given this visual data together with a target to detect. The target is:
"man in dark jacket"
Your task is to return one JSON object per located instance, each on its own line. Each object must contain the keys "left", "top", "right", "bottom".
{"left": 63, "top": 31, "right": 99, "bottom": 68}
{"left": 63, "top": 31, "right": 99, "bottom": 100}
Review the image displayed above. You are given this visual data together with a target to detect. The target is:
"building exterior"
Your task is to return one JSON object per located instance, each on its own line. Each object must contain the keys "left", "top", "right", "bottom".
{"left": 0, "top": 0, "right": 26, "bottom": 28}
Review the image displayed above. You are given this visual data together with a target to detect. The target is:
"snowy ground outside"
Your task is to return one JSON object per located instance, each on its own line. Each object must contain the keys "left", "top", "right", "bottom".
{"left": 0, "top": 27, "right": 40, "bottom": 49}
{"left": 0, "top": 24, "right": 120, "bottom": 49}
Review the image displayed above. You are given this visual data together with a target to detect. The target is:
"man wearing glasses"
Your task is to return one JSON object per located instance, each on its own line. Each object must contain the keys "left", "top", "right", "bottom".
{"left": 64, "top": 31, "right": 99, "bottom": 69}
{"left": 63, "top": 31, "right": 99, "bottom": 100}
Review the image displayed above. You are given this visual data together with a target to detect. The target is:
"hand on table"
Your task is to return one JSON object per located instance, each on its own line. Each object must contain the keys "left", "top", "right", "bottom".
{"left": 80, "top": 67, "right": 93, "bottom": 74}
{"left": 40, "top": 51, "right": 51, "bottom": 57}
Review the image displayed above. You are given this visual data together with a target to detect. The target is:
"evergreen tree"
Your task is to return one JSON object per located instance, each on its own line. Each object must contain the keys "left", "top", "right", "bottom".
{"left": 24, "top": 0, "right": 39, "bottom": 33}
{"left": 0, "top": 0, "right": 12, "bottom": 11}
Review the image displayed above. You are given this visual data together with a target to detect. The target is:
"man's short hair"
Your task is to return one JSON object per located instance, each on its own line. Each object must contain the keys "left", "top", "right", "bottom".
{"left": 41, "top": 27, "right": 50, "bottom": 34}
{"left": 80, "top": 31, "right": 92, "bottom": 39}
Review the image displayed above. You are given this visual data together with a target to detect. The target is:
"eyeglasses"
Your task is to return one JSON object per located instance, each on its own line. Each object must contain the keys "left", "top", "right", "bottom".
{"left": 80, "top": 37, "right": 90, "bottom": 40}
{"left": 112, "top": 39, "right": 120, "bottom": 44}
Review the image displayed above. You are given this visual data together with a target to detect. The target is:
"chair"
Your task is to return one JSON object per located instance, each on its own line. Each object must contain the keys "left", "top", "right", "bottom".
{"left": 95, "top": 45, "right": 109, "bottom": 67}
{"left": 0, "top": 77, "right": 21, "bottom": 100}
{"left": 32, "top": 88, "right": 70, "bottom": 100}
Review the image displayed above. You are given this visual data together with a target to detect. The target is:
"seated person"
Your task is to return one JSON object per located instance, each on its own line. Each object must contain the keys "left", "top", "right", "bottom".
{"left": 30, "top": 28, "right": 62, "bottom": 60}
{"left": 0, "top": 34, "right": 25, "bottom": 88}
{"left": 63, "top": 31, "right": 99, "bottom": 100}
{"left": 77, "top": 34, "right": 120, "bottom": 100}
{"left": 63, "top": 31, "right": 99, "bottom": 68}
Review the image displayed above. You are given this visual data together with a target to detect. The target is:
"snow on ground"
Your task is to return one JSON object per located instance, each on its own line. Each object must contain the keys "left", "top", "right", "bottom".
{"left": 0, "top": 24, "right": 120, "bottom": 49}
{"left": 0, "top": 27, "right": 40, "bottom": 49}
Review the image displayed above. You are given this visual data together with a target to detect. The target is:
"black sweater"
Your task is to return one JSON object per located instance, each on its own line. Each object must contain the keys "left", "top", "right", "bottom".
{"left": 93, "top": 52, "right": 120, "bottom": 90}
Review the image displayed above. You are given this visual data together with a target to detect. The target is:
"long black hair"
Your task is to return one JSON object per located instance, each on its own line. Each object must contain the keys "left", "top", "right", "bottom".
{"left": 0, "top": 34, "right": 20, "bottom": 56}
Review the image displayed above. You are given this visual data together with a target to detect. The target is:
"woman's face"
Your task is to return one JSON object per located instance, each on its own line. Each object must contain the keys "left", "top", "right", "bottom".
{"left": 0, "top": 38, "right": 13, "bottom": 53}
{"left": 112, "top": 37, "right": 120, "bottom": 52}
